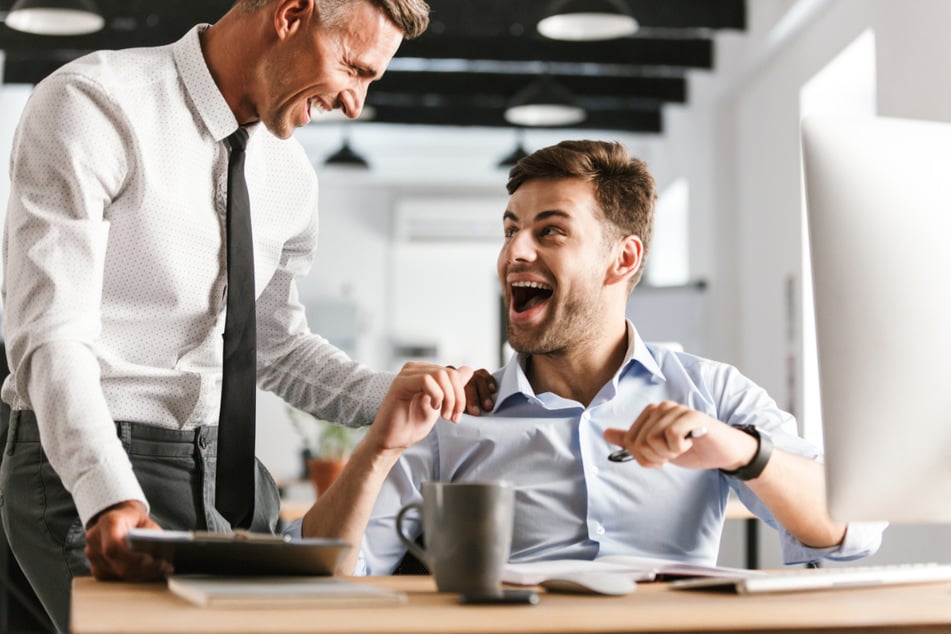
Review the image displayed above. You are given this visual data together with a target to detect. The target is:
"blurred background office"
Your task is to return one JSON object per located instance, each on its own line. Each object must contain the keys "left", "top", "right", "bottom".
{"left": 0, "top": 5, "right": 949, "bottom": 621}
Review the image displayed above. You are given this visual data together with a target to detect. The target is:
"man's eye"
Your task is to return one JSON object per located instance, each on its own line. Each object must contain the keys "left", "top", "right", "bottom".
{"left": 503, "top": 227, "right": 517, "bottom": 238}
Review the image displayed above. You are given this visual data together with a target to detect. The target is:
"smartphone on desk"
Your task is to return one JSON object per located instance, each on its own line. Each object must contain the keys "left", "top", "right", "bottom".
{"left": 458, "top": 589, "right": 540, "bottom": 605}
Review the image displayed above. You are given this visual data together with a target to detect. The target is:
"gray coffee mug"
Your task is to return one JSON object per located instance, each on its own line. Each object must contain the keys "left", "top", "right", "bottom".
{"left": 396, "top": 481, "right": 515, "bottom": 595}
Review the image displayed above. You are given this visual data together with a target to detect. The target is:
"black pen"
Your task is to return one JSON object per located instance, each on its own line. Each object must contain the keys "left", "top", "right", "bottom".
{"left": 607, "top": 426, "right": 708, "bottom": 463}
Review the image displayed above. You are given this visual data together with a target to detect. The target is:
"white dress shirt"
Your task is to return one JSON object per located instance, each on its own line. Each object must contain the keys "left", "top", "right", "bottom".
{"left": 2, "top": 25, "right": 392, "bottom": 526}
{"left": 353, "top": 323, "right": 883, "bottom": 574}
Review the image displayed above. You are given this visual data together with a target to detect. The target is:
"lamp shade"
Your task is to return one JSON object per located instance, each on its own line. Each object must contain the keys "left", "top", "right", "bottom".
{"left": 504, "top": 76, "right": 586, "bottom": 127}
{"left": 6, "top": 0, "right": 105, "bottom": 35}
{"left": 324, "top": 138, "right": 369, "bottom": 168}
{"left": 537, "top": 0, "right": 639, "bottom": 41}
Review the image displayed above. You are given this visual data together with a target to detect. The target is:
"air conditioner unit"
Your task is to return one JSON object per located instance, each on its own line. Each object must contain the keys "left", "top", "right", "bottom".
{"left": 394, "top": 196, "right": 506, "bottom": 242}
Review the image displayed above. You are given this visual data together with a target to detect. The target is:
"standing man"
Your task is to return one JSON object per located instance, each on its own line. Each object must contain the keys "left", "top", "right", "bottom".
{"left": 356, "top": 140, "right": 883, "bottom": 573}
{"left": 0, "top": 0, "right": 437, "bottom": 631}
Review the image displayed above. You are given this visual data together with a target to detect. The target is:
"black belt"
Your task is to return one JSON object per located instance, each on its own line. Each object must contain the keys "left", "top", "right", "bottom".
{"left": 9, "top": 410, "right": 216, "bottom": 458}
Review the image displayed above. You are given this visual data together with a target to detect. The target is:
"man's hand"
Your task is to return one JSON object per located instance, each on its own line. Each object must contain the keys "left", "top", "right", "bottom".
{"left": 84, "top": 500, "right": 172, "bottom": 581}
{"left": 603, "top": 401, "right": 757, "bottom": 470}
{"left": 464, "top": 368, "right": 497, "bottom": 416}
{"left": 300, "top": 363, "right": 474, "bottom": 571}
{"left": 363, "top": 362, "right": 474, "bottom": 455}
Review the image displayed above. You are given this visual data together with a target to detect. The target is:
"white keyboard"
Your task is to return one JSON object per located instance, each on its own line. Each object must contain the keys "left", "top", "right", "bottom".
{"left": 671, "top": 563, "right": 951, "bottom": 594}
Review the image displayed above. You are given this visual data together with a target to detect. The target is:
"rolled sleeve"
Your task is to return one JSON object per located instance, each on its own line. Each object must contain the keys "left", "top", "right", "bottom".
{"left": 282, "top": 517, "right": 303, "bottom": 541}
{"left": 779, "top": 521, "right": 888, "bottom": 564}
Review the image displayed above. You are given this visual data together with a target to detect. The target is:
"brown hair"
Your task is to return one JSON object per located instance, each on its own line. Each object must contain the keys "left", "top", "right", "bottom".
{"left": 506, "top": 140, "right": 656, "bottom": 289}
{"left": 234, "top": 0, "right": 430, "bottom": 39}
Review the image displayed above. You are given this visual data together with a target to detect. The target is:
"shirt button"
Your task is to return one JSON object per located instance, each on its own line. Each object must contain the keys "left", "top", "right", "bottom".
{"left": 591, "top": 465, "right": 600, "bottom": 476}
{"left": 594, "top": 523, "right": 605, "bottom": 536}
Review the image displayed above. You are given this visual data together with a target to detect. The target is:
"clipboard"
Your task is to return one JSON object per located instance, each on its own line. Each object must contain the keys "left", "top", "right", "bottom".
{"left": 126, "top": 528, "right": 350, "bottom": 576}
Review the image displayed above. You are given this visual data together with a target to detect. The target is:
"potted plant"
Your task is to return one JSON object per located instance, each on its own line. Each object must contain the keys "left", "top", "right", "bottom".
{"left": 286, "top": 406, "right": 365, "bottom": 496}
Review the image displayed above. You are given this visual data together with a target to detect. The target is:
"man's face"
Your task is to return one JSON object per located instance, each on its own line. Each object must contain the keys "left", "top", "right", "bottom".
{"left": 259, "top": 1, "right": 403, "bottom": 138}
{"left": 497, "top": 177, "right": 617, "bottom": 356}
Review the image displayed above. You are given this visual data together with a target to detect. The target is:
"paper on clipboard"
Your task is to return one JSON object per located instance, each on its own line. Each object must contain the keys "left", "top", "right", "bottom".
{"left": 126, "top": 528, "right": 350, "bottom": 576}
{"left": 167, "top": 575, "right": 408, "bottom": 608}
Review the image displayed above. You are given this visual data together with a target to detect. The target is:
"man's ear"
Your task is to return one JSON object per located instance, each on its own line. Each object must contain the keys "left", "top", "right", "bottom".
{"left": 274, "top": 0, "right": 313, "bottom": 40}
{"left": 605, "top": 235, "right": 643, "bottom": 287}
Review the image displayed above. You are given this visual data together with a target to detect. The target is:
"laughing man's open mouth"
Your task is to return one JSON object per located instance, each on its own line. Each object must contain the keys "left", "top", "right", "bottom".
{"left": 511, "top": 280, "right": 553, "bottom": 314}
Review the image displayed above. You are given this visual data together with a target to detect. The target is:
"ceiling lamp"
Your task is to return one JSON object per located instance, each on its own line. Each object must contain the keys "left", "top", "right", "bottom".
{"left": 323, "top": 133, "right": 369, "bottom": 169}
{"left": 504, "top": 75, "right": 586, "bottom": 127}
{"left": 537, "top": 0, "right": 639, "bottom": 41}
{"left": 5, "top": 0, "right": 105, "bottom": 36}
{"left": 497, "top": 130, "right": 529, "bottom": 169}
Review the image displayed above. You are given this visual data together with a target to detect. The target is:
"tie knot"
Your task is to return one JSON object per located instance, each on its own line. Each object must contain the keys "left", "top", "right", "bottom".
{"left": 227, "top": 128, "right": 249, "bottom": 153}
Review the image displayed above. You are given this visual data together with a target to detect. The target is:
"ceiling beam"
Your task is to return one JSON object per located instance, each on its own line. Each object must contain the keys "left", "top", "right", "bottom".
{"left": 397, "top": 36, "right": 713, "bottom": 70}
{"left": 373, "top": 71, "right": 687, "bottom": 104}
{"left": 342, "top": 105, "right": 663, "bottom": 133}
{"left": 424, "top": 0, "right": 746, "bottom": 35}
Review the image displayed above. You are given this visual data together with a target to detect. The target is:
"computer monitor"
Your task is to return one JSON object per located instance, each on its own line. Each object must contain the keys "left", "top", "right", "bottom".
{"left": 801, "top": 114, "right": 951, "bottom": 524}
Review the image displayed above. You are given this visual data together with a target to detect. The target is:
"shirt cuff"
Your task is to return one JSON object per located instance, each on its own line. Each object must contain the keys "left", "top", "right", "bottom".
{"left": 780, "top": 521, "right": 887, "bottom": 564}
{"left": 282, "top": 517, "right": 303, "bottom": 541}
{"left": 361, "top": 371, "right": 397, "bottom": 423}
{"left": 352, "top": 549, "right": 368, "bottom": 576}
{"left": 71, "top": 457, "right": 148, "bottom": 528}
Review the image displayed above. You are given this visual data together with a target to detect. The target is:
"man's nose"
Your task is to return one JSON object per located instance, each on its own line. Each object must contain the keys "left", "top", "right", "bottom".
{"left": 338, "top": 82, "right": 370, "bottom": 119}
{"left": 506, "top": 231, "right": 536, "bottom": 262}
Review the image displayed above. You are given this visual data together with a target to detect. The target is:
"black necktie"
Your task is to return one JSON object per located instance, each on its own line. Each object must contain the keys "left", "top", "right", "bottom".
{"left": 215, "top": 128, "right": 256, "bottom": 529}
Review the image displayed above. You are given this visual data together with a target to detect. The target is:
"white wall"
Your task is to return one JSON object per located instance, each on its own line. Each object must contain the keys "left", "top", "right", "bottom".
{"left": 697, "top": 0, "right": 951, "bottom": 424}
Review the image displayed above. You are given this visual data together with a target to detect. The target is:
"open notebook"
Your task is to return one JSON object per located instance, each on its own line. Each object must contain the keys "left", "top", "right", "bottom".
{"left": 503, "top": 555, "right": 761, "bottom": 586}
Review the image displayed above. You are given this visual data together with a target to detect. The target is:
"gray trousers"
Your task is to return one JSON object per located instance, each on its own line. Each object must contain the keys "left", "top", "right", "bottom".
{"left": 0, "top": 410, "right": 280, "bottom": 633}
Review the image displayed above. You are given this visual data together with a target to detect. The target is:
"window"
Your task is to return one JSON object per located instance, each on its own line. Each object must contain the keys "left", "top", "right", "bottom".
{"left": 645, "top": 178, "right": 689, "bottom": 287}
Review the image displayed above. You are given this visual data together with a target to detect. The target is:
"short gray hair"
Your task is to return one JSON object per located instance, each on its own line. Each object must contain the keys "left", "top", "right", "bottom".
{"left": 233, "top": 0, "right": 429, "bottom": 39}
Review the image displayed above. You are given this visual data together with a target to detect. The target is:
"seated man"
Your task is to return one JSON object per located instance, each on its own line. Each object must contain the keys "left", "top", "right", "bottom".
{"left": 352, "top": 140, "right": 883, "bottom": 572}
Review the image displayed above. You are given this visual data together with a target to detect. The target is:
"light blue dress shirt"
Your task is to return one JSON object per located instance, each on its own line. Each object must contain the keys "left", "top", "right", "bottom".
{"left": 349, "top": 322, "right": 883, "bottom": 573}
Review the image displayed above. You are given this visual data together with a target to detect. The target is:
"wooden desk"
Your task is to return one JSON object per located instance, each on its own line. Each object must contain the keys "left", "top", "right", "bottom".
{"left": 71, "top": 575, "right": 951, "bottom": 634}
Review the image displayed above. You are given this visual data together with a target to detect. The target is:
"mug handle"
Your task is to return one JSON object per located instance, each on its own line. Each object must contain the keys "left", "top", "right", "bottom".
{"left": 395, "top": 502, "right": 428, "bottom": 566}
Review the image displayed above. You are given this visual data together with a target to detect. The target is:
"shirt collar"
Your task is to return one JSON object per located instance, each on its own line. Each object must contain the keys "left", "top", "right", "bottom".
{"left": 492, "top": 319, "right": 666, "bottom": 413}
{"left": 173, "top": 24, "right": 247, "bottom": 142}
{"left": 625, "top": 320, "right": 666, "bottom": 381}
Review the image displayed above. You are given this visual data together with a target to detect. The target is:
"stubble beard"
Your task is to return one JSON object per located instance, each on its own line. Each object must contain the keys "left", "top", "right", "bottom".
{"left": 506, "top": 293, "right": 599, "bottom": 357}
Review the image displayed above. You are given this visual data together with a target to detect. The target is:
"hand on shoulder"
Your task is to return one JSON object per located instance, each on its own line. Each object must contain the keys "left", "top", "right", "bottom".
{"left": 364, "top": 362, "right": 474, "bottom": 455}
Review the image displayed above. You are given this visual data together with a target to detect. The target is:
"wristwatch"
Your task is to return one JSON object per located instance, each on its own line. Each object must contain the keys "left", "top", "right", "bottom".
{"left": 719, "top": 424, "right": 773, "bottom": 481}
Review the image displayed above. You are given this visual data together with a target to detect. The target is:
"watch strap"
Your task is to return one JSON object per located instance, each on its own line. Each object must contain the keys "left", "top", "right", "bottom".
{"left": 720, "top": 424, "right": 773, "bottom": 481}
